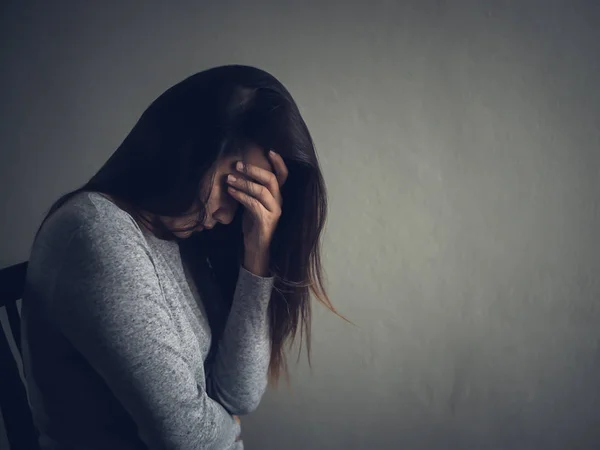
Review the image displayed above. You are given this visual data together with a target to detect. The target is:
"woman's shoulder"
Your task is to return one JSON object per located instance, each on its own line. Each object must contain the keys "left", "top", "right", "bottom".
{"left": 26, "top": 192, "right": 150, "bottom": 301}
{"left": 35, "top": 191, "right": 145, "bottom": 253}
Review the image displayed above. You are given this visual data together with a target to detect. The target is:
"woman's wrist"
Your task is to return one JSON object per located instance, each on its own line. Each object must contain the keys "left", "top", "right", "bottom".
{"left": 243, "top": 251, "right": 270, "bottom": 277}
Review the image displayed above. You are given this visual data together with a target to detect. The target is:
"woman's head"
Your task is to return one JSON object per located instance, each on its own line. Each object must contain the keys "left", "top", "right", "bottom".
{"left": 39, "top": 64, "right": 345, "bottom": 385}
{"left": 160, "top": 143, "right": 274, "bottom": 239}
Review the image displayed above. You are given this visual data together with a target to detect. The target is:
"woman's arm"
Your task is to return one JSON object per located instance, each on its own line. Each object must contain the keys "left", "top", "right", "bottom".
{"left": 206, "top": 151, "right": 287, "bottom": 415}
{"left": 51, "top": 219, "right": 241, "bottom": 450}
{"left": 205, "top": 264, "right": 274, "bottom": 416}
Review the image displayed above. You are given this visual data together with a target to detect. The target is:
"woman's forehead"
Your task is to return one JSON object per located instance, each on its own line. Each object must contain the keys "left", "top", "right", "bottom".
{"left": 222, "top": 144, "right": 272, "bottom": 172}
{"left": 245, "top": 145, "right": 272, "bottom": 171}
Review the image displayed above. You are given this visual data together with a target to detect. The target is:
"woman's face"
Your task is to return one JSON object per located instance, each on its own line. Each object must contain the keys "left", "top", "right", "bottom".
{"left": 164, "top": 144, "right": 273, "bottom": 239}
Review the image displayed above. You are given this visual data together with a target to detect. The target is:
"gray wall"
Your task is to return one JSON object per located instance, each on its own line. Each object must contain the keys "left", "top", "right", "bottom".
{"left": 2, "top": 1, "right": 600, "bottom": 449}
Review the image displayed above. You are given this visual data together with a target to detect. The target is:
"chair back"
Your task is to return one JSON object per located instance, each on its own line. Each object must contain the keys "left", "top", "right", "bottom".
{"left": 0, "top": 262, "right": 40, "bottom": 450}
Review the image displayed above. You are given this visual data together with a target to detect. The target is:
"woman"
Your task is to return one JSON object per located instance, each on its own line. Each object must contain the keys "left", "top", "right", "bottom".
{"left": 20, "top": 65, "right": 342, "bottom": 450}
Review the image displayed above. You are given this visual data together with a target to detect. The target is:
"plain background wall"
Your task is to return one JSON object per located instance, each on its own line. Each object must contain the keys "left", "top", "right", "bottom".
{"left": 2, "top": 1, "right": 600, "bottom": 449}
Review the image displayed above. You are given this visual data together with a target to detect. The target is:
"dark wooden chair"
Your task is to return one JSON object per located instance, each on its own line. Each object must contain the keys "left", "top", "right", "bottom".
{"left": 0, "top": 262, "right": 41, "bottom": 450}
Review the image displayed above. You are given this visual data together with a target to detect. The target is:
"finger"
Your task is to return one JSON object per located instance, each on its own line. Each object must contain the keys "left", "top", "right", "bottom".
{"left": 227, "top": 175, "right": 280, "bottom": 213}
{"left": 227, "top": 181, "right": 279, "bottom": 215}
{"left": 268, "top": 150, "right": 289, "bottom": 187}
{"left": 227, "top": 185, "right": 269, "bottom": 220}
{"left": 235, "top": 161, "right": 281, "bottom": 201}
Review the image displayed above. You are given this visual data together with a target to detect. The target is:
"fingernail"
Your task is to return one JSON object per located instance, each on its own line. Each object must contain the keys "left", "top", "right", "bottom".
{"left": 228, "top": 174, "right": 236, "bottom": 183}
{"left": 237, "top": 161, "right": 244, "bottom": 171}
{"left": 269, "top": 150, "right": 276, "bottom": 157}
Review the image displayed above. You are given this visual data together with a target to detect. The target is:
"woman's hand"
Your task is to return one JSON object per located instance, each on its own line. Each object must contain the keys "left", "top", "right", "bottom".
{"left": 233, "top": 415, "right": 242, "bottom": 441}
{"left": 226, "top": 150, "right": 288, "bottom": 273}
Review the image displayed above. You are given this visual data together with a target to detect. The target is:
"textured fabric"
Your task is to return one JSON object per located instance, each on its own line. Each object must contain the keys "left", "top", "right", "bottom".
{"left": 20, "top": 192, "right": 274, "bottom": 450}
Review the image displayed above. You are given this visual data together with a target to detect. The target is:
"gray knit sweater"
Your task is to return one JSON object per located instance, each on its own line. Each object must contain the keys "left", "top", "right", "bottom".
{"left": 21, "top": 192, "right": 274, "bottom": 450}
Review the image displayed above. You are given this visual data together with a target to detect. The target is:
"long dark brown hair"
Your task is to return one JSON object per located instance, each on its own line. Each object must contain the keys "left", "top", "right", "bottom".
{"left": 35, "top": 65, "right": 348, "bottom": 387}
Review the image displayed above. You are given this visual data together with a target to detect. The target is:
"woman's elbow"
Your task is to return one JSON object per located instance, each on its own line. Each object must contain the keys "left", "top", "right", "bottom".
{"left": 220, "top": 387, "right": 266, "bottom": 415}
{"left": 212, "top": 380, "right": 268, "bottom": 415}
{"left": 228, "top": 395, "right": 262, "bottom": 415}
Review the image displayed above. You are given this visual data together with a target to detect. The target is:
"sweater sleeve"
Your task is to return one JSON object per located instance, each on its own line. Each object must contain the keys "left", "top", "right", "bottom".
{"left": 51, "top": 219, "right": 241, "bottom": 450}
{"left": 206, "top": 265, "right": 274, "bottom": 415}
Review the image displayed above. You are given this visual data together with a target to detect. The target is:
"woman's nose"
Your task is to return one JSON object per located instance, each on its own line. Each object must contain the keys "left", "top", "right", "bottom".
{"left": 213, "top": 201, "right": 239, "bottom": 226}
